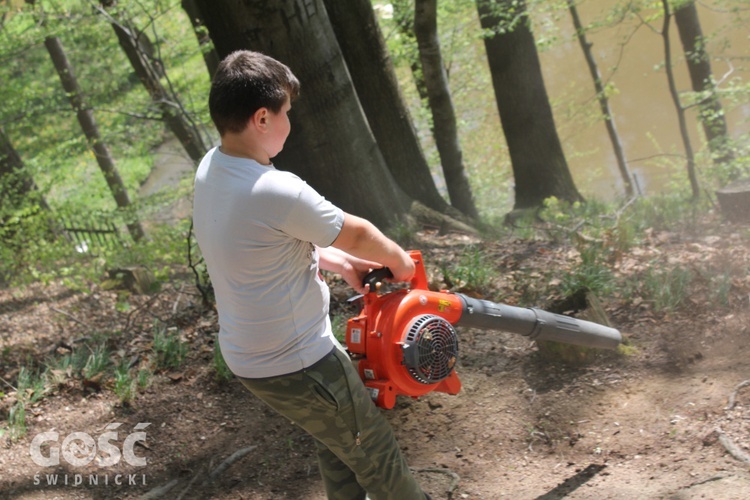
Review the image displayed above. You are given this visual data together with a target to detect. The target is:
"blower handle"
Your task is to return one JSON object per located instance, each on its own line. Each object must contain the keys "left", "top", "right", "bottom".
{"left": 361, "top": 251, "right": 428, "bottom": 293}
{"left": 362, "top": 267, "right": 394, "bottom": 292}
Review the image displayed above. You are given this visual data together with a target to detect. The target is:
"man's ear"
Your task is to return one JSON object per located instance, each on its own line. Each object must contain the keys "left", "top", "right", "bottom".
{"left": 251, "top": 107, "right": 269, "bottom": 131}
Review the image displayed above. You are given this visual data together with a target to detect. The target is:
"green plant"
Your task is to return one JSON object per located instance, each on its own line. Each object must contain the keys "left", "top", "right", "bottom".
{"left": 113, "top": 362, "right": 136, "bottom": 404}
{"left": 46, "top": 348, "right": 89, "bottom": 386}
{"left": 137, "top": 369, "right": 152, "bottom": 390}
{"left": 212, "top": 336, "right": 233, "bottom": 383}
{"left": 152, "top": 324, "right": 187, "bottom": 370}
{"left": 440, "top": 245, "right": 495, "bottom": 293}
{"left": 559, "top": 244, "right": 615, "bottom": 296}
{"left": 15, "top": 366, "right": 49, "bottom": 406}
{"left": 708, "top": 270, "right": 733, "bottom": 308}
{"left": 641, "top": 266, "right": 694, "bottom": 312}
{"left": 331, "top": 314, "right": 347, "bottom": 343}
{"left": 82, "top": 344, "right": 111, "bottom": 380}
{"left": 6, "top": 401, "right": 27, "bottom": 441}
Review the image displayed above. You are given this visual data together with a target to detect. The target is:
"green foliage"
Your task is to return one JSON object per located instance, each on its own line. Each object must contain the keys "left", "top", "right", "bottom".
{"left": 137, "top": 368, "right": 152, "bottom": 391}
{"left": 558, "top": 245, "right": 615, "bottom": 297}
{"left": 16, "top": 366, "right": 48, "bottom": 405}
{"left": 113, "top": 361, "right": 136, "bottom": 404}
{"left": 6, "top": 401, "right": 27, "bottom": 441}
{"left": 82, "top": 343, "right": 112, "bottom": 380}
{"left": 330, "top": 314, "right": 348, "bottom": 344}
{"left": 152, "top": 323, "right": 187, "bottom": 370}
{"left": 440, "top": 245, "right": 495, "bottom": 294}
{"left": 212, "top": 335, "right": 233, "bottom": 383}
{"left": 639, "top": 265, "right": 694, "bottom": 312}
{"left": 1, "top": 366, "right": 48, "bottom": 441}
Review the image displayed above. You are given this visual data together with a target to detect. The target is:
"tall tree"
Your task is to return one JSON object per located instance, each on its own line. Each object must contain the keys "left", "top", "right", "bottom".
{"left": 180, "top": 0, "right": 220, "bottom": 78}
{"left": 413, "top": 0, "right": 479, "bottom": 219}
{"left": 673, "top": 0, "right": 734, "bottom": 168}
{"left": 96, "top": 4, "right": 208, "bottom": 165}
{"left": 567, "top": 0, "right": 637, "bottom": 199}
{"left": 321, "top": 0, "right": 456, "bottom": 217}
{"left": 0, "top": 126, "right": 49, "bottom": 211}
{"left": 44, "top": 35, "right": 146, "bottom": 241}
{"left": 392, "top": 0, "right": 429, "bottom": 102}
{"left": 475, "top": 0, "right": 583, "bottom": 209}
{"left": 193, "top": 0, "right": 411, "bottom": 228}
{"left": 660, "top": 0, "right": 700, "bottom": 198}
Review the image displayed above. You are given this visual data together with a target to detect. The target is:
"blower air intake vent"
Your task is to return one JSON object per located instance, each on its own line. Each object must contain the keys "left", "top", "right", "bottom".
{"left": 402, "top": 315, "right": 459, "bottom": 384}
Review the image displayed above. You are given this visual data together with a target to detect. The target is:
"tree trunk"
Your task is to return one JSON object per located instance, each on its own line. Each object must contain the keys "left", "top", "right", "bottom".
{"left": 475, "top": 0, "right": 583, "bottom": 209}
{"left": 98, "top": 5, "right": 208, "bottom": 165}
{"left": 392, "top": 0, "right": 430, "bottom": 103}
{"left": 567, "top": 0, "right": 637, "bottom": 199}
{"left": 193, "top": 0, "right": 411, "bottom": 229}
{"left": 674, "top": 0, "right": 734, "bottom": 168}
{"left": 44, "top": 35, "right": 145, "bottom": 242}
{"left": 413, "top": 0, "right": 479, "bottom": 219}
{"left": 181, "top": 0, "right": 220, "bottom": 78}
{"left": 0, "top": 127, "right": 49, "bottom": 210}
{"left": 322, "top": 0, "right": 455, "bottom": 217}
{"left": 660, "top": 0, "right": 700, "bottom": 199}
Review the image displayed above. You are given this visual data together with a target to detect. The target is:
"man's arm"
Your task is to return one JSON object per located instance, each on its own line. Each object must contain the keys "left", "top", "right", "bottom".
{"left": 328, "top": 213, "right": 415, "bottom": 283}
{"left": 318, "top": 246, "right": 382, "bottom": 294}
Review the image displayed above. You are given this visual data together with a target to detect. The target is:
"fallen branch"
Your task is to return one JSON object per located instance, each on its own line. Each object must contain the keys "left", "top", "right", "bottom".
{"left": 1, "top": 375, "right": 17, "bottom": 392}
{"left": 50, "top": 306, "right": 90, "bottom": 329}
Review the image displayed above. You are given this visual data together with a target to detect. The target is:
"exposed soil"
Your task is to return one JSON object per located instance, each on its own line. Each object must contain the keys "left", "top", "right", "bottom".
{"left": 2, "top": 214, "right": 750, "bottom": 500}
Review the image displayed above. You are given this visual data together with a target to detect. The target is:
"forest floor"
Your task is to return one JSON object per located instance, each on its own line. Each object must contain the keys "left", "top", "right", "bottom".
{"left": 2, "top": 210, "right": 750, "bottom": 499}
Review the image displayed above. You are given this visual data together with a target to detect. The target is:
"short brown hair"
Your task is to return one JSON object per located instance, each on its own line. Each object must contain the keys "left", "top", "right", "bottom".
{"left": 209, "top": 51, "right": 300, "bottom": 136}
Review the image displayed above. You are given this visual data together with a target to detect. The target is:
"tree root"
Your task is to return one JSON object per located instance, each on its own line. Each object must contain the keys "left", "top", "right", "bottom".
{"left": 140, "top": 479, "right": 179, "bottom": 499}
{"left": 207, "top": 445, "right": 258, "bottom": 482}
{"left": 716, "top": 379, "right": 750, "bottom": 465}
{"left": 140, "top": 446, "right": 257, "bottom": 499}
{"left": 716, "top": 428, "right": 750, "bottom": 465}
{"left": 412, "top": 467, "right": 460, "bottom": 499}
{"left": 726, "top": 379, "right": 750, "bottom": 410}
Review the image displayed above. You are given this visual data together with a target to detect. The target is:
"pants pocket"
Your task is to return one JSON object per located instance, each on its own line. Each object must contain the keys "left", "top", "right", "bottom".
{"left": 306, "top": 372, "right": 340, "bottom": 410}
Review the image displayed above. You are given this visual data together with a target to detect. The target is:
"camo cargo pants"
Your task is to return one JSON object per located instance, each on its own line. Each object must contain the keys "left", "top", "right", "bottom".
{"left": 238, "top": 347, "right": 427, "bottom": 500}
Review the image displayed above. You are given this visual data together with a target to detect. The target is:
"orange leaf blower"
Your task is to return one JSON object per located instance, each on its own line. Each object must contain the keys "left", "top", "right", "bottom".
{"left": 345, "top": 250, "right": 622, "bottom": 409}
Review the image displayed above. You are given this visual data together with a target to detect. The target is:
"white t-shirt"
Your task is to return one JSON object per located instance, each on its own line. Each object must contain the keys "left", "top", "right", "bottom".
{"left": 193, "top": 147, "right": 345, "bottom": 378}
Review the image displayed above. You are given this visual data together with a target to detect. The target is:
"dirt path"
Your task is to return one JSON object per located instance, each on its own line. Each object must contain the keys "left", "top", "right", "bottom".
{"left": 2, "top": 221, "right": 750, "bottom": 499}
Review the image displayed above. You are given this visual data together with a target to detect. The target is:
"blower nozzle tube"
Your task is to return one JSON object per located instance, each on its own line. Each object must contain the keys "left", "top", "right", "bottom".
{"left": 456, "top": 295, "right": 622, "bottom": 350}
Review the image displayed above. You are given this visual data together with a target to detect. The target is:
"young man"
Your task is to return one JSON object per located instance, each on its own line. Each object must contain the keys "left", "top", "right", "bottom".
{"left": 193, "top": 50, "right": 429, "bottom": 499}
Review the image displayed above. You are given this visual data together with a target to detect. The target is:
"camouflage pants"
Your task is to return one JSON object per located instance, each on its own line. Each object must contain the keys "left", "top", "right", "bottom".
{"left": 238, "top": 347, "right": 427, "bottom": 500}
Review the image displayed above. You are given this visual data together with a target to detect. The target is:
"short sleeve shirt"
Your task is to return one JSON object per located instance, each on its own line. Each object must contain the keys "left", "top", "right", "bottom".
{"left": 193, "top": 148, "right": 345, "bottom": 378}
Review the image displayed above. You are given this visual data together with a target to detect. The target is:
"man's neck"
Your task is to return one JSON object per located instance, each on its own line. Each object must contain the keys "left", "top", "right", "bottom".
{"left": 219, "top": 134, "right": 270, "bottom": 165}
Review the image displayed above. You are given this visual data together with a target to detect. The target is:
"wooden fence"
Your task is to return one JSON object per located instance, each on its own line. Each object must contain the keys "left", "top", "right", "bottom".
{"left": 60, "top": 214, "right": 122, "bottom": 252}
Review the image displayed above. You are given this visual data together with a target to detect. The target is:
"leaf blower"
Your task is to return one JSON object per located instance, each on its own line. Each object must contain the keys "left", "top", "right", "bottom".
{"left": 345, "top": 250, "right": 622, "bottom": 409}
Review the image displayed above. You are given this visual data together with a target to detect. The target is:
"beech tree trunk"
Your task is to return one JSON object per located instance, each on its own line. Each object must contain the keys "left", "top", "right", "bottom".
{"left": 193, "top": 0, "right": 410, "bottom": 229}
{"left": 98, "top": 6, "right": 208, "bottom": 165}
{"left": 0, "top": 127, "right": 48, "bottom": 210}
{"left": 475, "top": 0, "right": 583, "bottom": 209}
{"left": 567, "top": 0, "right": 637, "bottom": 199}
{"left": 392, "top": 0, "right": 429, "bottom": 103}
{"left": 660, "top": 0, "right": 700, "bottom": 199}
{"left": 674, "top": 0, "right": 734, "bottom": 168}
{"left": 322, "top": 0, "right": 455, "bottom": 216}
{"left": 413, "top": 0, "right": 479, "bottom": 219}
{"left": 44, "top": 35, "right": 145, "bottom": 241}
{"left": 181, "top": 0, "right": 220, "bottom": 78}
